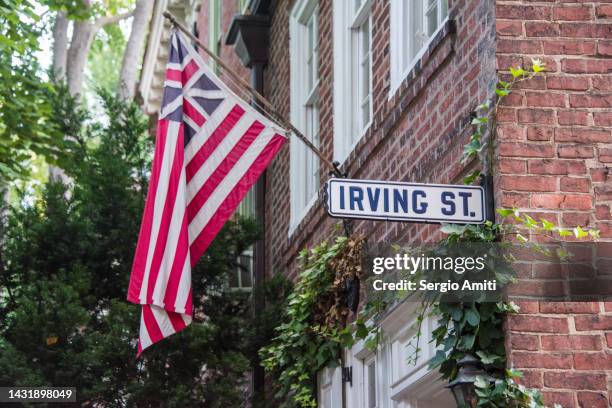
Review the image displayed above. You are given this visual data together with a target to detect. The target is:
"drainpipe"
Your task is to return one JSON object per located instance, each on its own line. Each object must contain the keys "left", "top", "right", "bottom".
{"left": 225, "top": 12, "right": 271, "bottom": 400}
{"left": 251, "top": 59, "right": 266, "bottom": 395}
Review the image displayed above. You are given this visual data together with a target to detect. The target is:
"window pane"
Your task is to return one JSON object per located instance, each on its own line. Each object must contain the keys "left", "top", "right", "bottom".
{"left": 426, "top": 1, "right": 438, "bottom": 36}
{"left": 354, "top": 0, "right": 362, "bottom": 14}
{"left": 312, "top": 13, "right": 319, "bottom": 87}
{"left": 441, "top": 0, "right": 448, "bottom": 19}
{"left": 240, "top": 255, "right": 252, "bottom": 287}
{"left": 367, "top": 361, "right": 376, "bottom": 408}
{"left": 362, "top": 98, "right": 370, "bottom": 128}
{"left": 409, "top": 1, "right": 424, "bottom": 61}
{"left": 361, "top": 19, "right": 370, "bottom": 56}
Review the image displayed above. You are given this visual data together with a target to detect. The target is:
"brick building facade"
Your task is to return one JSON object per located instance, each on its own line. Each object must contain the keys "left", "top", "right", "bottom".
{"left": 140, "top": 0, "right": 611, "bottom": 406}
{"left": 497, "top": 3, "right": 611, "bottom": 407}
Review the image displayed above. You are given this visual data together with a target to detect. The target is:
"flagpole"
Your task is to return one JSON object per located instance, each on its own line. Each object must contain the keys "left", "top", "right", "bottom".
{"left": 162, "top": 11, "right": 342, "bottom": 177}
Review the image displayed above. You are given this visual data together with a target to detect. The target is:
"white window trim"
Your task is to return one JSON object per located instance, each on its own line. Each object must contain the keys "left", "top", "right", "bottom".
{"left": 341, "top": 301, "right": 452, "bottom": 407}
{"left": 389, "top": 0, "right": 449, "bottom": 98}
{"left": 333, "top": 0, "right": 373, "bottom": 165}
{"left": 317, "top": 366, "right": 343, "bottom": 408}
{"left": 289, "top": 0, "right": 320, "bottom": 235}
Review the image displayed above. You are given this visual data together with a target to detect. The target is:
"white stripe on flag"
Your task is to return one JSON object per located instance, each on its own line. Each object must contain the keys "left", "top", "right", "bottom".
{"left": 151, "top": 167, "right": 187, "bottom": 305}
{"left": 139, "top": 121, "right": 180, "bottom": 303}
{"left": 185, "top": 100, "right": 234, "bottom": 162}
{"left": 151, "top": 305, "right": 176, "bottom": 338}
{"left": 174, "top": 257, "right": 191, "bottom": 313}
{"left": 186, "top": 112, "right": 254, "bottom": 203}
{"left": 139, "top": 310, "right": 153, "bottom": 350}
{"left": 188, "top": 129, "right": 276, "bottom": 243}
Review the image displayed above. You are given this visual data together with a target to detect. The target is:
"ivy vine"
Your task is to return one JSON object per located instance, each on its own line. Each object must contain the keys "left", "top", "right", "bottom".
{"left": 260, "top": 59, "right": 598, "bottom": 408}
{"left": 260, "top": 236, "right": 365, "bottom": 407}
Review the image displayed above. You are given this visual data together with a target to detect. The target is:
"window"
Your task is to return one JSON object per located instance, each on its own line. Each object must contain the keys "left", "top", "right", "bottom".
{"left": 364, "top": 357, "right": 377, "bottom": 408}
{"left": 390, "top": 0, "right": 448, "bottom": 95}
{"left": 238, "top": 0, "right": 249, "bottom": 13}
{"left": 317, "top": 366, "right": 342, "bottom": 408}
{"left": 237, "top": 188, "right": 255, "bottom": 218}
{"left": 235, "top": 187, "right": 255, "bottom": 291}
{"left": 333, "top": 0, "right": 372, "bottom": 163}
{"left": 289, "top": 0, "right": 320, "bottom": 232}
{"left": 335, "top": 302, "right": 454, "bottom": 407}
{"left": 208, "top": 0, "right": 221, "bottom": 73}
{"left": 229, "top": 249, "right": 253, "bottom": 290}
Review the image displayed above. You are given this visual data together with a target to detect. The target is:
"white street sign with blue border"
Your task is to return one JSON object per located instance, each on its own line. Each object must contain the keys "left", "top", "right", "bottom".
{"left": 325, "top": 178, "right": 486, "bottom": 224}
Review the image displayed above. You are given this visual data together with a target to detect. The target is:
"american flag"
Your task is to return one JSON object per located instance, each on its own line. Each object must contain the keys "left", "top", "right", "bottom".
{"left": 127, "top": 30, "right": 286, "bottom": 355}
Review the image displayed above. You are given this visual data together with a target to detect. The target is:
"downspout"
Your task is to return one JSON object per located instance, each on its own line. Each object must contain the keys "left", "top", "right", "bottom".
{"left": 225, "top": 11, "right": 271, "bottom": 401}
{"left": 251, "top": 60, "right": 266, "bottom": 395}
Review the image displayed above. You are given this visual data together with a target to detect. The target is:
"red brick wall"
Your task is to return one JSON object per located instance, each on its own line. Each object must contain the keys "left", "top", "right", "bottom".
{"left": 496, "top": 1, "right": 612, "bottom": 406}
{"left": 197, "top": 0, "right": 250, "bottom": 88}
{"left": 264, "top": 0, "right": 498, "bottom": 278}
{"left": 205, "top": 0, "right": 611, "bottom": 404}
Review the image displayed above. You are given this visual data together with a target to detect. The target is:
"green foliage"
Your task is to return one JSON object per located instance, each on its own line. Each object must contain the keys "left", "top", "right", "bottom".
{"left": 473, "top": 370, "right": 559, "bottom": 408}
{"left": 0, "top": 1, "right": 66, "bottom": 181}
{"left": 463, "top": 58, "right": 546, "bottom": 182}
{"left": 260, "top": 237, "right": 348, "bottom": 407}
{"left": 87, "top": 24, "right": 127, "bottom": 94}
{"left": 0, "top": 89, "right": 266, "bottom": 406}
{"left": 424, "top": 58, "right": 595, "bottom": 408}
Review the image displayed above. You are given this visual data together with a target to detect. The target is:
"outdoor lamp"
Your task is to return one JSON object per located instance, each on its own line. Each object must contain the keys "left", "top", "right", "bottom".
{"left": 446, "top": 354, "right": 494, "bottom": 408}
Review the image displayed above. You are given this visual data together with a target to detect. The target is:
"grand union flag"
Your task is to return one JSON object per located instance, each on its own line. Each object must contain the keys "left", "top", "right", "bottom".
{"left": 128, "top": 30, "right": 286, "bottom": 354}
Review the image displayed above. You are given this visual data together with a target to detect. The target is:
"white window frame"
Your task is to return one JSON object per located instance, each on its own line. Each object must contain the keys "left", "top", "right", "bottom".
{"left": 208, "top": 0, "right": 222, "bottom": 73}
{"left": 333, "top": 0, "right": 373, "bottom": 164}
{"left": 317, "top": 366, "right": 342, "bottom": 408}
{"left": 363, "top": 354, "right": 378, "bottom": 408}
{"left": 389, "top": 0, "right": 449, "bottom": 97}
{"left": 230, "top": 248, "right": 253, "bottom": 291}
{"left": 339, "top": 301, "right": 454, "bottom": 408}
{"left": 289, "top": 0, "right": 320, "bottom": 234}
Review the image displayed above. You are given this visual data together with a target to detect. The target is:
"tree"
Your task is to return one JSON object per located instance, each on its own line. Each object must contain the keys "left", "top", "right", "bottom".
{"left": 0, "top": 1, "right": 64, "bottom": 183}
{"left": 118, "top": 0, "right": 154, "bottom": 101}
{"left": 0, "top": 89, "right": 270, "bottom": 406}
{"left": 52, "top": 0, "right": 134, "bottom": 96}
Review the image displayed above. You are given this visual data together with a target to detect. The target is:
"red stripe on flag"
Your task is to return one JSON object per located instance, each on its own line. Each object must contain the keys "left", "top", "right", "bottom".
{"left": 142, "top": 305, "right": 164, "bottom": 343}
{"left": 185, "top": 290, "right": 192, "bottom": 316}
{"left": 161, "top": 215, "right": 189, "bottom": 313}
{"left": 186, "top": 120, "right": 264, "bottom": 224}
{"left": 189, "top": 133, "right": 285, "bottom": 264}
{"left": 166, "top": 69, "right": 182, "bottom": 82}
{"left": 146, "top": 124, "right": 185, "bottom": 304}
{"left": 184, "top": 99, "right": 206, "bottom": 127}
{"left": 128, "top": 120, "right": 170, "bottom": 303}
{"left": 182, "top": 60, "right": 199, "bottom": 85}
{"left": 186, "top": 104, "right": 245, "bottom": 181}
{"left": 168, "top": 311, "right": 187, "bottom": 332}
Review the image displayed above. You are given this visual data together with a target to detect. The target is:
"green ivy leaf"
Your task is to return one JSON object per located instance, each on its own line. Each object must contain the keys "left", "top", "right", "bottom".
{"left": 531, "top": 58, "right": 545, "bottom": 73}
{"left": 495, "top": 88, "right": 510, "bottom": 97}
{"left": 465, "top": 308, "right": 480, "bottom": 326}
{"left": 573, "top": 226, "right": 589, "bottom": 239}
{"left": 459, "top": 333, "right": 476, "bottom": 350}
{"left": 440, "top": 224, "right": 468, "bottom": 235}
{"left": 496, "top": 208, "right": 515, "bottom": 217}
{"left": 463, "top": 170, "right": 481, "bottom": 185}
{"left": 540, "top": 218, "right": 555, "bottom": 231}
{"left": 588, "top": 229, "right": 600, "bottom": 239}
{"left": 474, "top": 375, "right": 490, "bottom": 389}
{"left": 428, "top": 350, "right": 447, "bottom": 368}
{"left": 510, "top": 66, "right": 526, "bottom": 78}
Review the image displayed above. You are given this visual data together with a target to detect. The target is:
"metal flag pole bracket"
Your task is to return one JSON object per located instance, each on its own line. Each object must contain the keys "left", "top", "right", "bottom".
{"left": 480, "top": 174, "right": 495, "bottom": 223}
{"left": 161, "top": 11, "right": 340, "bottom": 177}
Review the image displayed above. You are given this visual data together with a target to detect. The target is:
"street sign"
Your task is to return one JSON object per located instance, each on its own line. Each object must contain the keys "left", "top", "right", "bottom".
{"left": 325, "top": 178, "right": 486, "bottom": 224}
